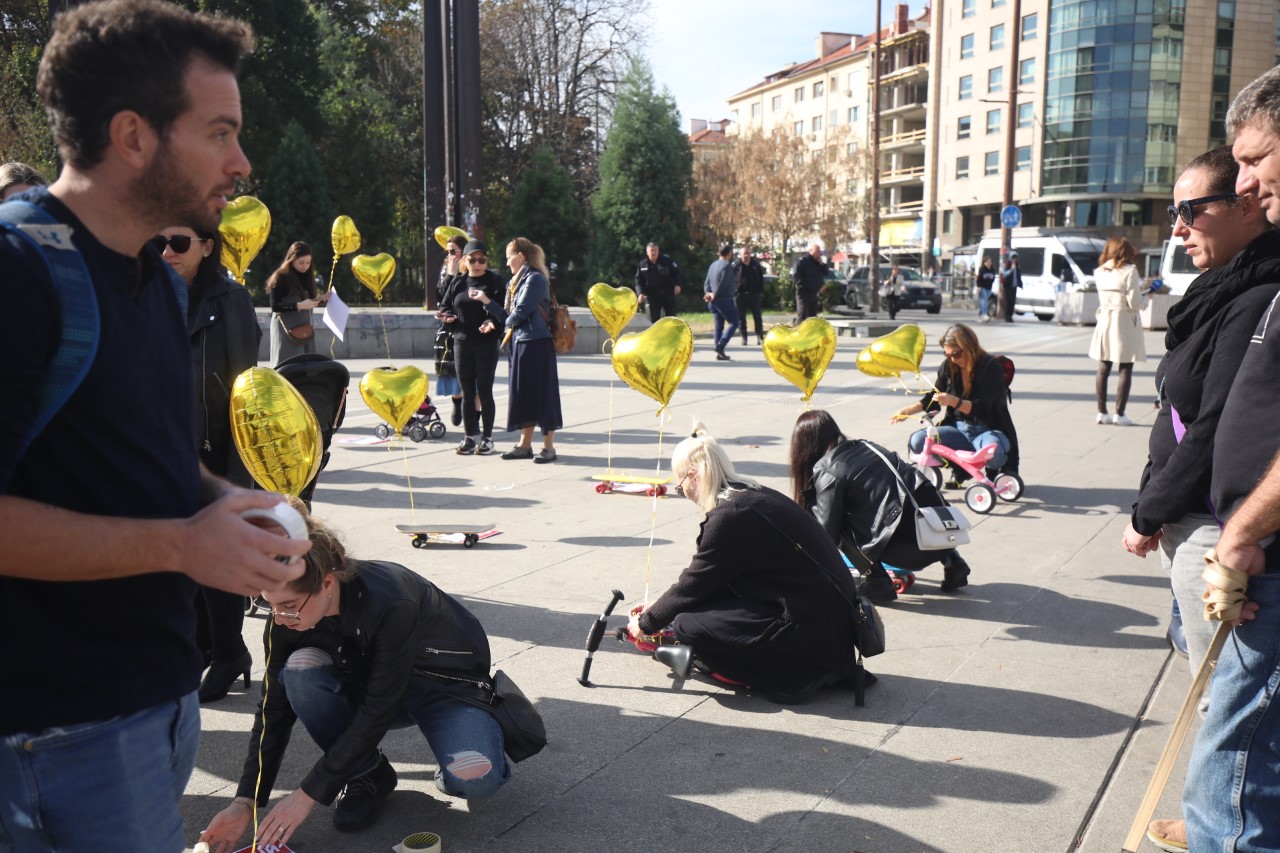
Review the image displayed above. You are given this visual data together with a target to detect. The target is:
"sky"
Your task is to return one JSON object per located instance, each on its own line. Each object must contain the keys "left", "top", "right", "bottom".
{"left": 642, "top": 0, "right": 892, "bottom": 129}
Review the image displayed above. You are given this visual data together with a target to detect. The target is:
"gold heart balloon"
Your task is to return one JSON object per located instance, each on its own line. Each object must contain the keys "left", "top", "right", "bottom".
{"left": 360, "top": 366, "right": 427, "bottom": 434}
{"left": 433, "top": 225, "right": 468, "bottom": 250}
{"left": 856, "top": 346, "right": 901, "bottom": 378}
{"left": 868, "top": 324, "right": 926, "bottom": 376}
{"left": 587, "top": 282, "right": 638, "bottom": 341}
{"left": 611, "top": 317, "right": 693, "bottom": 410}
{"left": 331, "top": 215, "right": 361, "bottom": 256}
{"left": 352, "top": 253, "right": 397, "bottom": 300}
{"left": 219, "top": 196, "right": 271, "bottom": 285}
{"left": 763, "top": 318, "right": 837, "bottom": 402}
{"left": 229, "top": 367, "right": 322, "bottom": 497}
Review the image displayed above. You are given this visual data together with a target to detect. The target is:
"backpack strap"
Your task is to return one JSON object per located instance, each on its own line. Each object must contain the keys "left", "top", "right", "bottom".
{"left": 0, "top": 200, "right": 101, "bottom": 492}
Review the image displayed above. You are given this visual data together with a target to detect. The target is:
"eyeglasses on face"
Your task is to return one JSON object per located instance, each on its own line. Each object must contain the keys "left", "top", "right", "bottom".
{"left": 673, "top": 469, "right": 693, "bottom": 498}
{"left": 943, "top": 349, "right": 964, "bottom": 361}
{"left": 468, "top": 255, "right": 488, "bottom": 264}
{"left": 271, "top": 588, "right": 313, "bottom": 622}
{"left": 1167, "top": 192, "right": 1238, "bottom": 228}
{"left": 150, "top": 234, "right": 205, "bottom": 254}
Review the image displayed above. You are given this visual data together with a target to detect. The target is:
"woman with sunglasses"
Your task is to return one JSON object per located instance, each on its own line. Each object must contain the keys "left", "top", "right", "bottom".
{"left": 625, "top": 422, "right": 871, "bottom": 704}
{"left": 1088, "top": 237, "right": 1146, "bottom": 425}
{"left": 198, "top": 499, "right": 510, "bottom": 850}
{"left": 790, "top": 410, "right": 973, "bottom": 596}
{"left": 439, "top": 240, "right": 506, "bottom": 454}
{"left": 435, "top": 234, "right": 468, "bottom": 426}
{"left": 155, "top": 225, "right": 261, "bottom": 702}
{"left": 1121, "top": 145, "right": 1280, "bottom": 686}
{"left": 267, "top": 241, "right": 326, "bottom": 367}
{"left": 890, "top": 323, "right": 1019, "bottom": 485}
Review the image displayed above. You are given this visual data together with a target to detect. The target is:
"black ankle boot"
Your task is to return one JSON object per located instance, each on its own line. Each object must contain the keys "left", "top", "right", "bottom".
{"left": 198, "top": 649, "right": 252, "bottom": 703}
{"left": 940, "top": 552, "right": 971, "bottom": 592}
{"left": 450, "top": 396, "right": 462, "bottom": 426}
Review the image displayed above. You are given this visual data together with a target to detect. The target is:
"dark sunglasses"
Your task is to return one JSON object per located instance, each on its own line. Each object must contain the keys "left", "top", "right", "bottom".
{"left": 1167, "top": 192, "right": 1237, "bottom": 228}
{"left": 468, "top": 255, "right": 488, "bottom": 264}
{"left": 150, "top": 234, "right": 205, "bottom": 254}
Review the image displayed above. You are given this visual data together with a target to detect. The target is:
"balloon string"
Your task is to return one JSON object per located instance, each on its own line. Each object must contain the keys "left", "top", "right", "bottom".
{"left": 377, "top": 297, "right": 392, "bottom": 365}
{"left": 250, "top": 609, "right": 273, "bottom": 850}
{"left": 399, "top": 436, "right": 417, "bottom": 525}
{"left": 642, "top": 408, "right": 671, "bottom": 605}
{"left": 328, "top": 256, "right": 338, "bottom": 296}
{"left": 606, "top": 374, "right": 615, "bottom": 474}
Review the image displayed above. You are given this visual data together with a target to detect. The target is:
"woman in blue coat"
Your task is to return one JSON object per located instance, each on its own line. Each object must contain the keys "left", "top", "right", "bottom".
{"left": 498, "top": 237, "right": 562, "bottom": 463}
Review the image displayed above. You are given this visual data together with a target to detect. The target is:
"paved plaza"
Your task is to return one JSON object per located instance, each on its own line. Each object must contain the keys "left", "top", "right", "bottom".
{"left": 183, "top": 307, "right": 1194, "bottom": 853}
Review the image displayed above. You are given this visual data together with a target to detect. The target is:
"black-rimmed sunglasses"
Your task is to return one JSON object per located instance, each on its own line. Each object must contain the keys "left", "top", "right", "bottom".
{"left": 1167, "top": 192, "right": 1238, "bottom": 228}
{"left": 150, "top": 234, "right": 206, "bottom": 254}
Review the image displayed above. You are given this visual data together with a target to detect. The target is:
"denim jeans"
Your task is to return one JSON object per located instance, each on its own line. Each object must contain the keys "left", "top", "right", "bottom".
{"left": 1184, "top": 574, "right": 1280, "bottom": 852}
{"left": 1160, "top": 514, "right": 1220, "bottom": 679}
{"left": 908, "top": 424, "right": 1010, "bottom": 472}
{"left": 977, "top": 288, "right": 992, "bottom": 317}
{"left": 0, "top": 693, "right": 199, "bottom": 853}
{"left": 280, "top": 656, "right": 510, "bottom": 799}
{"left": 709, "top": 297, "right": 740, "bottom": 352}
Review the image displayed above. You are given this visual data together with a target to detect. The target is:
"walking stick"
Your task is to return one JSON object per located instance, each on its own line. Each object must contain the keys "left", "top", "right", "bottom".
{"left": 579, "top": 589, "right": 624, "bottom": 686}
{"left": 1120, "top": 552, "right": 1248, "bottom": 853}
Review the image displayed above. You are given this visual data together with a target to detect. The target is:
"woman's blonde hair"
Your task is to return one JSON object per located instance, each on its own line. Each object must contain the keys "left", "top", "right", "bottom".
{"left": 507, "top": 236, "right": 549, "bottom": 279}
{"left": 670, "top": 420, "right": 758, "bottom": 514}
{"left": 283, "top": 496, "right": 359, "bottom": 593}
{"left": 938, "top": 323, "right": 988, "bottom": 397}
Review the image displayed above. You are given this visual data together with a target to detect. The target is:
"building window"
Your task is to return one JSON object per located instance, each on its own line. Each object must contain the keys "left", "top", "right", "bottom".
{"left": 830, "top": 109, "right": 838, "bottom": 127}
{"left": 814, "top": 81, "right": 824, "bottom": 98}
{"left": 848, "top": 106, "right": 861, "bottom": 123}
{"left": 988, "top": 66, "right": 1003, "bottom": 93}
{"left": 992, "top": 0, "right": 1006, "bottom": 6}
{"left": 751, "top": 102, "right": 761, "bottom": 119}
{"left": 959, "top": 75, "right": 973, "bottom": 100}
{"left": 1022, "top": 12, "right": 1038, "bottom": 40}
{"left": 961, "top": 34, "right": 975, "bottom": 59}
{"left": 986, "top": 109, "right": 1001, "bottom": 135}
{"left": 831, "top": 76, "right": 839, "bottom": 90}
{"left": 812, "top": 151, "right": 822, "bottom": 161}
{"left": 1020, "top": 57, "right": 1036, "bottom": 86}
{"left": 1016, "top": 146, "right": 1031, "bottom": 171}
{"left": 771, "top": 94, "right": 782, "bottom": 111}
{"left": 962, "top": 0, "right": 975, "bottom": 17}
{"left": 943, "top": 210, "right": 955, "bottom": 233}
{"left": 794, "top": 120, "right": 804, "bottom": 137}
{"left": 985, "top": 151, "right": 999, "bottom": 175}
{"left": 990, "top": 23, "right": 1005, "bottom": 50}
{"left": 958, "top": 115, "right": 972, "bottom": 139}
{"left": 1018, "top": 102, "right": 1033, "bottom": 128}
{"left": 956, "top": 156, "right": 970, "bottom": 179}
{"left": 795, "top": 86, "right": 805, "bottom": 103}
{"left": 812, "top": 115, "right": 823, "bottom": 132}
{"left": 847, "top": 141, "right": 859, "bottom": 156}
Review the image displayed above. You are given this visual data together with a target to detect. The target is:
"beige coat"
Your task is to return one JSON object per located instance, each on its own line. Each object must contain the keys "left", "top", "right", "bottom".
{"left": 1088, "top": 261, "right": 1146, "bottom": 363}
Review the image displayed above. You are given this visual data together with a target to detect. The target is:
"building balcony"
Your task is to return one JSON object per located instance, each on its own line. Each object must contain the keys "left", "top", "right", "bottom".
{"left": 881, "top": 62, "right": 927, "bottom": 84}
{"left": 880, "top": 165, "right": 925, "bottom": 185}
{"left": 883, "top": 199, "right": 924, "bottom": 217}
{"left": 879, "top": 128, "right": 926, "bottom": 150}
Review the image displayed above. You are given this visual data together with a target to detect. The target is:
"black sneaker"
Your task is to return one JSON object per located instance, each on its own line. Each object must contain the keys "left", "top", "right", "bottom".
{"left": 333, "top": 756, "right": 397, "bottom": 832}
{"left": 456, "top": 436, "right": 476, "bottom": 455}
{"left": 477, "top": 436, "right": 494, "bottom": 455}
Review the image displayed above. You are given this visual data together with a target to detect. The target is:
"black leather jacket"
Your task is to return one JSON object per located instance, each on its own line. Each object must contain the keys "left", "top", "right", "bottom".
{"left": 732, "top": 257, "right": 766, "bottom": 296}
{"left": 188, "top": 272, "right": 260, "bottom": 485}
{"left": 237, "top": 560, "right": 494, "bottom": 805}
{"left": 811, "top": 440, "right": 945, "bottom": 572}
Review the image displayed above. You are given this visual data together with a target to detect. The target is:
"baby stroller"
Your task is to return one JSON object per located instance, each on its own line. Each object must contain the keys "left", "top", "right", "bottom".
{"left": 373, "top": 396, "right": 446, "bottom": 443}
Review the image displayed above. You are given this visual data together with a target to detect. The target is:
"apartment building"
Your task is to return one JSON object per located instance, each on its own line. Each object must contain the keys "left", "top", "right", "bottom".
{"left": 933, "top": 0, "right": 1280, "bottom": 254}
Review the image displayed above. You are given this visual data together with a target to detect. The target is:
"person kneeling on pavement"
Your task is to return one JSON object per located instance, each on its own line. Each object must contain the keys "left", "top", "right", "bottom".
{"left": 200, "top": 500, "right": 509, "bottom": 850}
{"left": 626, "top": 422, "right": 873, "bottom": 704}
{"left": 790, "top": 410, "right": 972, "bottom": 602}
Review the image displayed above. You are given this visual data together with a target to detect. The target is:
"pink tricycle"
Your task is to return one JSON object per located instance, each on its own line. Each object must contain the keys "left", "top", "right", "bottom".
{"left": 904, "top": 411, "right": 1023, "bottom": 514}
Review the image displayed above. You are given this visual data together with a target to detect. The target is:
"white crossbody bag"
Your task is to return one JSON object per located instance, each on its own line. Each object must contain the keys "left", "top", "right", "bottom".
{"left": 862, "top": 442, "right": 972, "bottom": 550}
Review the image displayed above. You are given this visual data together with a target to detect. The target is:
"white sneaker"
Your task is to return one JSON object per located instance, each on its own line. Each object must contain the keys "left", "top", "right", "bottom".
{"left": 1114, "top": 413, "right": 1134, "bottom": 426}
{"left": 1095, "top": 413, "right": 1109, "bottom": 425}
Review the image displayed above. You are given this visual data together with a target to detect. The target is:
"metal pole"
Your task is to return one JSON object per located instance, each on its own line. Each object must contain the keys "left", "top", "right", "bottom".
{"left": 454, "top": 0, "right": 484, "bottom": 240}
{"left": 869, "top": 0, "right": 882, "bottom": 312}
{"left": 422, "top": 0, "right": 447, "bottom": 308}
{"left": 1001, "top": 0, "right": 1023, "bottom": 258}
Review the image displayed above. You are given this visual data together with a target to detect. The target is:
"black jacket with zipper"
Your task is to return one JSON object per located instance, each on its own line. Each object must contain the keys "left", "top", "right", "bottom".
{"left": 236, "top": 560, "right": 494, "bottom": 805}
{"left": 188, "top": 271, "right": 260, "bottom": 485}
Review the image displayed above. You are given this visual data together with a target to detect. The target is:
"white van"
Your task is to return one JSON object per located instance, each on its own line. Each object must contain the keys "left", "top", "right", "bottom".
{"left": 978, "top": 230, "right": 1107, "bottom": 322}
{"left": 1158, "top": 236, "right": 1202, "bottom": 295}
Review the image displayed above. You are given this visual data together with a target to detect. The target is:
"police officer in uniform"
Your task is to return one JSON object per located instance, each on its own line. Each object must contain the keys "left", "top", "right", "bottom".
{"left": 634, "top": 242, "right": 684, "bottom": 322}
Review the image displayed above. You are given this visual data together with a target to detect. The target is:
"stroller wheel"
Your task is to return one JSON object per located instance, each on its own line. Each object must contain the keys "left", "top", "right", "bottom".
{"left": 407, "top": 423, "right": 428, "bottom": 443}
{"left": 428, "top": 420, "right": 447, "bottom": 440}
{"left": 374, "top": 423, "right": 390, "bottom": 440}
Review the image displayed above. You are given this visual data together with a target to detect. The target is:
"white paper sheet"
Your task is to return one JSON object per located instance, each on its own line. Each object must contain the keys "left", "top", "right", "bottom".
{"left": 323, "top": 290, "right": 349, "bottom": 340}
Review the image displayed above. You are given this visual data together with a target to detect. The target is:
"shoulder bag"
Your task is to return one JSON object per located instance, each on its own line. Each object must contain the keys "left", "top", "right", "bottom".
{"left": 460, "top": 670, "right": 547, "bottom": 763}
{"left": 862, "top": 442, "right": 972, "bottom": 550}
{"left": 279, "top": 309, "right": 314, "bottom": 344}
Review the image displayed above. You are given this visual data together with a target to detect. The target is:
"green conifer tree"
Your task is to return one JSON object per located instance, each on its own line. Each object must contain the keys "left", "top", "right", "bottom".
{"left": 507, "top": 145, "right": 586, "bottom": 300}
{"left": 254, "top": 121, "right": 333, "bottom": 294}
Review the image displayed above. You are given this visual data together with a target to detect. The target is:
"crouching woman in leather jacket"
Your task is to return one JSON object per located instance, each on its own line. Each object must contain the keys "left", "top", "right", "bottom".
{"left": 791, "top": 410, "right": 973, "bottom": 594}
{"left": 200, "top": 502, "right": 510, "bottom": 851}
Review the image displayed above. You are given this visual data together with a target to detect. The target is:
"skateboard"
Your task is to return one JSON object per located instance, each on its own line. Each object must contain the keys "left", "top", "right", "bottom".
{"left": 885, "top": 563, "right": 916, "bottom": 594}
{"left": 591, "top": 473, "right": 672, "bottom": 496}
{"left": 395, "top": 523, "right": 500, "bottom": 549}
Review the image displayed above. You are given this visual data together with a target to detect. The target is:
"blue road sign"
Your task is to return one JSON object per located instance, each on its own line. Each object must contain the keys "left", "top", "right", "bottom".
{"left": 1000, "top": 205, "right": 1022, "bottom": 229}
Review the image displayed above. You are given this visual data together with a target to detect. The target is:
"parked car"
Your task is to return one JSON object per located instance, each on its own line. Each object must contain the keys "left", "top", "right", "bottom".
{"left": 844, "top": 265, "right": 942, "bottom": 313}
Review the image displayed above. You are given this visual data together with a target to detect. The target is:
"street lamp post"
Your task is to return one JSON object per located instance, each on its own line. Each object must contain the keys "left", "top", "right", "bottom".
{"left": 1001, "top": 0, "right": 1023, "bottom": 259}
{"left": 869, "top": 0, "right": 882, "bottom": 312}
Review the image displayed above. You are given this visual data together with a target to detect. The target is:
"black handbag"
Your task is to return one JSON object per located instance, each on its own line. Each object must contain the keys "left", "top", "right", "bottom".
{"left": 462, "top": 670, "right": 547, "bottom": 763}
{"left": 849, "top": 575, "right": 886, "bottom": 658}
{"left": 433, "top": 326, "right": 456, "bottom": 378}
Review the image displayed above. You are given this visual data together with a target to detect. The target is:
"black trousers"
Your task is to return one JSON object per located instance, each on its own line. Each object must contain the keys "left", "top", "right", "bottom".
{"left": 878, "top": 517, "right": 960, "bottom": 573}
{"left": 454, "top": 335, "right": 501, "bottom": 437}
{"left": 736, "top": 291, "right": 763, "bottom": 342}
{"left": 795, "top": 289, "right": 819, "bottom": 321}
{"left": 1002, "top": 282, "right": 1017, "bottom": 321}
{"left": 671, "top": 598, "right": 832, "bottom": 692}
{"left": 195, "top": 587, "right": 248, "bottom": 664}
{"left": 644, "top": 289, "right": 678, "bottom": 322}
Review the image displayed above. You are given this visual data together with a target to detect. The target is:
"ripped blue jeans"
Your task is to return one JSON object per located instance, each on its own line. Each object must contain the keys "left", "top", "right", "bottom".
{"left": 281, "top": 649, "right": 510, "bottom": 799}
